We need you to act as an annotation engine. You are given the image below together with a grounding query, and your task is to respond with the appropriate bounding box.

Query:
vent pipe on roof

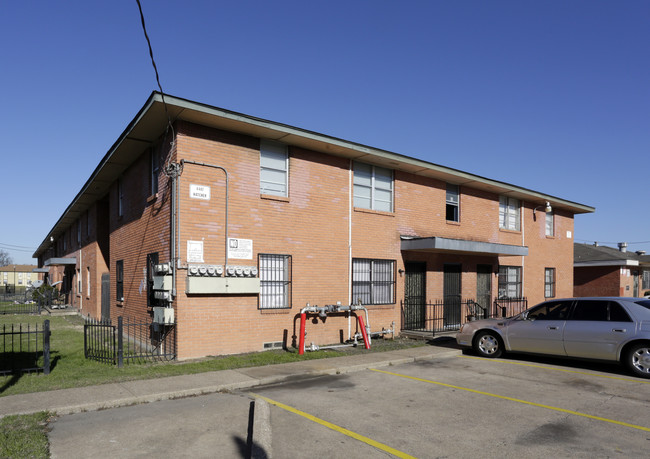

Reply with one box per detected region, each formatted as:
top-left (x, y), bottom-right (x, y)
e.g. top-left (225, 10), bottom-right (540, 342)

top-left (594, 241), bottom-right (599, 246)
top-left (618, 242), bottom-right (627, 252)
top-left (636, 250), bottom-right (646, 256)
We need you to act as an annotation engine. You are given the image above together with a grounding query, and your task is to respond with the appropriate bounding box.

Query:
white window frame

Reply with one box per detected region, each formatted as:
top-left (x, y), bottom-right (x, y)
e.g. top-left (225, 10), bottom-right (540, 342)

top-left (260, 140), bottom-right (288, 197)
top-left (353, 162), bottom-right (394, 212)
top-left (499, 196), bottom-right (520, 231)
top-left (545, 211), bottom-right (554, 237)
top-left (446, 184), bottom-right (459, 222)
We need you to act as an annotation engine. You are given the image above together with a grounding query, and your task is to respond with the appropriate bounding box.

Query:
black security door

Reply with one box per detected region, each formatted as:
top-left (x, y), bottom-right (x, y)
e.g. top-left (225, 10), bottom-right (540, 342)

top-left (477, 264), bottom-right (492, 319)
top-left (443, 264), bottom-right (462, 328)
top-left (404, 262), bottom-right (426, 329)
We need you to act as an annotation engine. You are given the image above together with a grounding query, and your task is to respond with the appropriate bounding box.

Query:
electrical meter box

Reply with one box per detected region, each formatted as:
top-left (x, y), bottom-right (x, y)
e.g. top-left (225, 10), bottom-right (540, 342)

top-left (153, 307), bottom-right (174, 324)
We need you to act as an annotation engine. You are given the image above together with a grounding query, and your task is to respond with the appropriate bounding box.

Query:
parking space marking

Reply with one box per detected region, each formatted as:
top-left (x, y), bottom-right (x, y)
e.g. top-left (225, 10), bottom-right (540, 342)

top-left (371, 369), bottom-right (650, 433)
top-left (460, 355), bottom-right (650, 384)
top-left (250, 393), bottom-right (416, 459)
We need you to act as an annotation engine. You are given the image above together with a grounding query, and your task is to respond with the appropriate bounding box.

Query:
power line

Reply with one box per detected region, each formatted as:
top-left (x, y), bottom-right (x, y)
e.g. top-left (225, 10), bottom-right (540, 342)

top-left (0, 242), bottom-right (36, 250)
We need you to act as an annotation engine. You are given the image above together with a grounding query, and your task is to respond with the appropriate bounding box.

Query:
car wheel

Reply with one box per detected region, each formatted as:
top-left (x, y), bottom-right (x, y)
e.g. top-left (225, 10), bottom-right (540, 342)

top-left (626, 343), bottom-right (650, 378)
top-left (473, 331), bottom-right (503, 358)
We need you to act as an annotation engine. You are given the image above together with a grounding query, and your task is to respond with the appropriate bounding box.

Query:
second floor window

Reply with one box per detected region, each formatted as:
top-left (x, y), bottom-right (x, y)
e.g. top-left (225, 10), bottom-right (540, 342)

top-left (260, 140), bottom-right (288, 197)
top-left (545, 211), bottom-right (554, 237)
top-left (446, 184), bottom-right (459, 222)
top-left (499, 196), bottom-right (520, 231)
top-left (353, 162), bottom-right (393, 212)
top-left (151, 149), bottom-right (160, 195)
top-left (118, 177), bottom-right (124, 217)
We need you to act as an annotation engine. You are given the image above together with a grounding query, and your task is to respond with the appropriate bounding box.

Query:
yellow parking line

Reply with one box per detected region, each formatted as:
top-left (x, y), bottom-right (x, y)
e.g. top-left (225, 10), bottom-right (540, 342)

top-left (371, 369), bottom-right (650, 432)
top-left (460, 355), bottom-right (650, 384)
top-left (250, 393), bottom-right (416, 459)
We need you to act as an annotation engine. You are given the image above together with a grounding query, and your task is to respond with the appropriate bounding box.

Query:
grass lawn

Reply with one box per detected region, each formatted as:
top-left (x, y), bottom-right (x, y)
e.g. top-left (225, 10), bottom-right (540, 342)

top-left (1, 313), bottom-right (424, 398)
top-left (0, 411), bottom-right (52, 458)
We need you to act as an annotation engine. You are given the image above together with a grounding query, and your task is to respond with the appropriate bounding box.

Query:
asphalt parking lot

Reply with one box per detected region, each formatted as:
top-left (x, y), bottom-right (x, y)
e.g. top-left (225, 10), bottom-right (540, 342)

top-left (49, 351), bottom-right (650, 458)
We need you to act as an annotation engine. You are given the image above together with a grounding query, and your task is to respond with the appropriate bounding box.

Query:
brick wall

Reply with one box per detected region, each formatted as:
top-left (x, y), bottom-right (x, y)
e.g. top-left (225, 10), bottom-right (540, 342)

top-left (53, 119), bottom-right (579, 360)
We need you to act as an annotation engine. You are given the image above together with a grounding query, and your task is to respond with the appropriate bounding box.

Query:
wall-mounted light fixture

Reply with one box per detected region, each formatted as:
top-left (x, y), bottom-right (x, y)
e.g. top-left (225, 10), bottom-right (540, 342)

top-left (398, 269), bottom-right (405, 276)
top-left (533, 201), bottom-right (552, 220)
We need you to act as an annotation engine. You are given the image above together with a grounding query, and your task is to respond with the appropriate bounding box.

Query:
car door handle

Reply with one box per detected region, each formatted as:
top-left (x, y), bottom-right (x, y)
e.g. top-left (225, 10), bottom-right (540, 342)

top-left (548, 326), bottom-right (558, 330)
top-left (612, 329), bottom-right (626, 333)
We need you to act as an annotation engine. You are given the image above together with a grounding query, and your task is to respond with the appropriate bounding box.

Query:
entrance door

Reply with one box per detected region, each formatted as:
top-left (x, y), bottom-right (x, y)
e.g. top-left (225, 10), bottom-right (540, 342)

top-left (101, 273), bottom-right (110, 321)
top-left (404, 262), bottom-right (426, 329)
top-left (443, 264), bottom-right (462, 328)
top-left (477, 265), bottom-right (492, 319)
top-left (633, 271), bottom-right (639, 297)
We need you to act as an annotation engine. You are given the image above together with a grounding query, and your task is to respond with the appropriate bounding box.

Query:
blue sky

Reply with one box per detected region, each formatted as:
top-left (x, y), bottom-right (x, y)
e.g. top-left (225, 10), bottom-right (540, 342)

top-left (1, 1), bottom-right (648, 264)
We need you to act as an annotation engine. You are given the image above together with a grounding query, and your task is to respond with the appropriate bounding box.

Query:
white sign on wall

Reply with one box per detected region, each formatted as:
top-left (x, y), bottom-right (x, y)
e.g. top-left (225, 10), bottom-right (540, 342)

top-left (187, 240), bottom-right (204, 263)
top-left (190, 184), bottom-right (211, 200)
top-left (228, 238), bottom-right (253, 260)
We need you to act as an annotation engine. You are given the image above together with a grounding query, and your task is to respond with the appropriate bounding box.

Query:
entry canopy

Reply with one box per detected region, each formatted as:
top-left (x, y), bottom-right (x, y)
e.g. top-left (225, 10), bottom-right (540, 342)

top-left (401, 236), bottom-right (528, 257)
top-left (44, 258), bottom-right (77, 266)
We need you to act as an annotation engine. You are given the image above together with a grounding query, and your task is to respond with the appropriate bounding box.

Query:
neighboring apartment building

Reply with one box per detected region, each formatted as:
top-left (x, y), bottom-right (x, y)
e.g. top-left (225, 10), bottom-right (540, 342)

top-left (0, 264), bottom-right (39, 292)
top-left (574, 243), bottom-right (650, 297)
top-left (33, 92), bottom-right (594, 360)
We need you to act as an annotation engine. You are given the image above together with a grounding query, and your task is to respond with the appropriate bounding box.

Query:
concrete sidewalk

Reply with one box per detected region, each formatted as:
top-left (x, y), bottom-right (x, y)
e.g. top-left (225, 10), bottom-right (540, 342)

top-left (0, 344), bottom-right (459, 418)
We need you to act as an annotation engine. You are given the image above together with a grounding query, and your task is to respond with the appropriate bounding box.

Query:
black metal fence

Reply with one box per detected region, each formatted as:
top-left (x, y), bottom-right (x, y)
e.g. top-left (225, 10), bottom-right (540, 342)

top-left (84, 316), bottom-right (176, 367)
top-left (401, 297), bottom-right (528, 335)
top-left (0, 320), bottom-right (51, 375)
top-left (0, 291), bottom-right (41, 315)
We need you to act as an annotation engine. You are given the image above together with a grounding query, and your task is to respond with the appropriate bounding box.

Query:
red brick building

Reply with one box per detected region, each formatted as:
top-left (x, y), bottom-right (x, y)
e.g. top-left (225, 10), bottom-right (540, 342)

top-left (574, 243), bottom-right (650, 297)
top-left (34, 92), bottom-right (594, 360)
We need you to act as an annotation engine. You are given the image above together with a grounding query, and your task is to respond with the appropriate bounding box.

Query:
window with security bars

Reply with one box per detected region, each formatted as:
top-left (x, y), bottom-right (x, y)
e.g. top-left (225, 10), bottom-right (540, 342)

top-left (352, 259), bottom-right (395, 305)
top-left (498, 266), bottom-right (521, 298)
top-left (643, 270), bottom-right (650, 290)
top-left (259, 254), bottom-right (291, 309)
top-left (545, 268), bottom-right (556, 298)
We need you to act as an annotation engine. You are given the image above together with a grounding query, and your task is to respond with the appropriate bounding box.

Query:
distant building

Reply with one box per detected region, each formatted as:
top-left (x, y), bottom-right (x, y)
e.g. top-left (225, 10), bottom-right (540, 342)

top-left (33, 92), bottom-right (594, 360)
top-left (574, 243), bottom-right (650, 297)
top-left (0, 264), bottom-right (39, 293)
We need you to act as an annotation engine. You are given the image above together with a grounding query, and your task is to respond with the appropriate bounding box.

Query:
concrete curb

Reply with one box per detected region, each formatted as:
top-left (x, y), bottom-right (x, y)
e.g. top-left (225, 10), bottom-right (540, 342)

top-left (0, 348), bottom-right (460, 419)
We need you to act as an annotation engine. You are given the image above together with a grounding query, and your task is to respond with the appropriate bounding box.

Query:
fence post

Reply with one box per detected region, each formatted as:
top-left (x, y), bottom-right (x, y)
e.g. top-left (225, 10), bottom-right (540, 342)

top-left (117, 316), bottom-right (124, 368)
top-left (43, 319), bottom-right (50, 375)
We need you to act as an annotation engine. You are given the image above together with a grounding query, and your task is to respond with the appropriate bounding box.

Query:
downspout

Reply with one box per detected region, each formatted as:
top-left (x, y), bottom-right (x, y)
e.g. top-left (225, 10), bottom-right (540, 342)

top-left (348, 160), bottom-right (353, 340)
top-left (79, 249), bottom-right (82, 311)
top-left (521, 202), bottom-right (525, 297)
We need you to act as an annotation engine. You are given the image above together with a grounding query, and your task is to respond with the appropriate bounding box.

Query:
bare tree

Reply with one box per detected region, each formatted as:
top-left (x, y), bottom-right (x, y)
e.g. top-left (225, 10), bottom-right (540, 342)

top-left (0, 249), bottom-right (13, 267)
